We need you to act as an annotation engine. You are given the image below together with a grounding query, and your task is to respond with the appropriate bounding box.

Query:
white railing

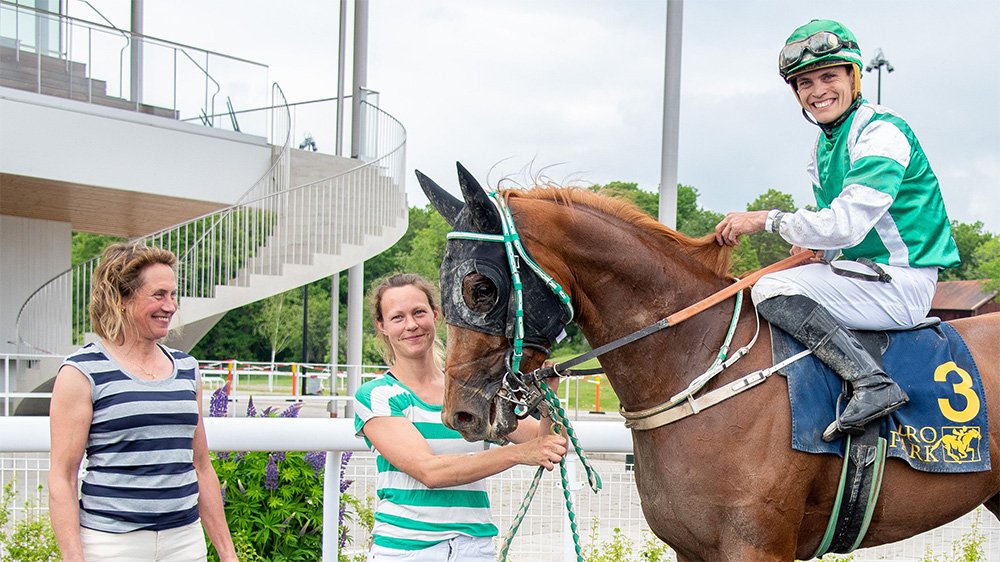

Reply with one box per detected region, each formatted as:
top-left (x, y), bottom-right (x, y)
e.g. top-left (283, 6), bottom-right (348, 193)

top-left (0, 1), bottom-right (269, 129)
top-left (1, 352), bottom-right (617, 419)
top-left (1, 418), bottom-right (996, 562)
top-left (13, 83), bottom-right (291, 355)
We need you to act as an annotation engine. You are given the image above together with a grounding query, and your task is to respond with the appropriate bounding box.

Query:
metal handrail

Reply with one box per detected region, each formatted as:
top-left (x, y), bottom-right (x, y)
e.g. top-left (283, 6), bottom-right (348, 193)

top-left (176, 46), bottom-right (221, 122)
top-left (75, 0), bottom-right (219, 115)
top-left (77, 0), bottom-right (129, 96)
top-left (15, 97), bottom-right (408, 355)
top-left (185, 94), bottom-right (355, 124)
top-left (0, 1), bottom-right (264, 126)
top-left (0, 1), bottom-right (265, 67)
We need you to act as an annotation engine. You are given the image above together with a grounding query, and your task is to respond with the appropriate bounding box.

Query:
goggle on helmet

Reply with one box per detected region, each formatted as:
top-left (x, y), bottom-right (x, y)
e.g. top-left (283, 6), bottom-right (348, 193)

top-left (779, 20), bottom-right (863, 100)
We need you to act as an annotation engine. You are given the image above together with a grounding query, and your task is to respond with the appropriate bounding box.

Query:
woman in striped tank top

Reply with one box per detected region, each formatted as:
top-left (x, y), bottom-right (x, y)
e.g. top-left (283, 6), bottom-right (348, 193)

top-left (48, 243), bottom-right (237, 562)
top-left (354, 273), bottom-right (567, 561)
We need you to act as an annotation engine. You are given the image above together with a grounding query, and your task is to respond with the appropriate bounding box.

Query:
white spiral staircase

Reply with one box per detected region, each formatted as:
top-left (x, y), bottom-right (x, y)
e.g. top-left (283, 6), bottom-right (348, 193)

top-left (13, 84), bottom-right (407, 400)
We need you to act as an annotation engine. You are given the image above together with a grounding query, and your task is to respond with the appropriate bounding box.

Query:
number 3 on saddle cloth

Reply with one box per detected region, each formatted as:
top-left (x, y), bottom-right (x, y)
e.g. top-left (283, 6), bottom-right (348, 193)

top-left (773, 321), bottom-right (991, 473)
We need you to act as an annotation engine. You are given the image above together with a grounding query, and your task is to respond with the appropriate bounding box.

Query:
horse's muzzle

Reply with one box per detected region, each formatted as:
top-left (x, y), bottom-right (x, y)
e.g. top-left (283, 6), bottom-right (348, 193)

top-left (443, 387), bottom-right (518, 442)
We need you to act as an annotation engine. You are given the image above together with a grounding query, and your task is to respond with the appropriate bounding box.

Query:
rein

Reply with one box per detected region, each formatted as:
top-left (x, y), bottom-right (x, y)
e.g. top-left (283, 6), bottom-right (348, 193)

top-left (537, 249), bottom-right (818, 381)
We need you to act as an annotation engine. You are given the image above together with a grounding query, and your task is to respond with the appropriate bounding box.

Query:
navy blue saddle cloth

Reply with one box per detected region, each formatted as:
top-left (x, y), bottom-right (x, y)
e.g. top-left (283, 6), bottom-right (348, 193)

top-left (773, 321), bottom-right (991, 473)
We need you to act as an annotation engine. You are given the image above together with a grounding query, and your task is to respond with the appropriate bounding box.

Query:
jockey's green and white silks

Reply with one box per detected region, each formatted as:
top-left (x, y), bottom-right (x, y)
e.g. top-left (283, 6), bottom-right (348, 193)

top-left (775, 101), bottom-right (960, 270)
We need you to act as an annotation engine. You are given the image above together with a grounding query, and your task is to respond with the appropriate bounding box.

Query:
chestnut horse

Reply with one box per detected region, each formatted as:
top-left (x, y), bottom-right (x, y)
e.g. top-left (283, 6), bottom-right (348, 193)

top-left (416, 165), bottom-right (1000, 561)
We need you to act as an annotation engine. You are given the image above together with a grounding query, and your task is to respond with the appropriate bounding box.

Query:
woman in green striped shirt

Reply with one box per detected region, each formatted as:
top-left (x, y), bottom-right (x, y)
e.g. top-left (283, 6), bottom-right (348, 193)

top-left (354, 273), bottom-right (567, 561)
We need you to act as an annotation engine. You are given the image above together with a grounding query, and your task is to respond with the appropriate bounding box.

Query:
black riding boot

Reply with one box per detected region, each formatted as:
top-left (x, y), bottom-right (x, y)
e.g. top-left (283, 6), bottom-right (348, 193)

top-left (757, 294), bottom-right (908, 442)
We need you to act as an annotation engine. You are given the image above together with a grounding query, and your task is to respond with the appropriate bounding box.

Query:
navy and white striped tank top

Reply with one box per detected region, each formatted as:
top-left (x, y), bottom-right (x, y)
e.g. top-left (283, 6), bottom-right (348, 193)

top-left (62, 341), bottom-right (201, 533)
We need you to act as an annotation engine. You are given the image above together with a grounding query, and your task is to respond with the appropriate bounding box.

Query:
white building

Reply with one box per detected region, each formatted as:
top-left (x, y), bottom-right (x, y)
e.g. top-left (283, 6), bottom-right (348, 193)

top-left (0, 0), bottom-right (406, 413)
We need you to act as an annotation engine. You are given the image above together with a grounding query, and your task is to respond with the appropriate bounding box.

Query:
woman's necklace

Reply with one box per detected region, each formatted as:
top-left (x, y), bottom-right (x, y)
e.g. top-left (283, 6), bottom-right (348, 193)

top-left (122, 345), bottom-right (161, 380)
top-left (134, 360), bottom-right (158, 379)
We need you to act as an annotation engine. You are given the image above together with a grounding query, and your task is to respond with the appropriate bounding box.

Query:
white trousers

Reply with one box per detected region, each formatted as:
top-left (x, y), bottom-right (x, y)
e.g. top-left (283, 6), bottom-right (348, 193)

top-left (367, 535), bottom-right (496, 562)
top-left (751, 262), bottom-right (938, 331)
top-left (79, 519), bottom-right (207, 562)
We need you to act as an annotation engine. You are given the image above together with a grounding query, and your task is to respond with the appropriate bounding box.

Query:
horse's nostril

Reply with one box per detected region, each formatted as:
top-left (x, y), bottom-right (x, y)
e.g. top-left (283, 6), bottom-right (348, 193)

top-left (455, 411), bottom-right (475, 426)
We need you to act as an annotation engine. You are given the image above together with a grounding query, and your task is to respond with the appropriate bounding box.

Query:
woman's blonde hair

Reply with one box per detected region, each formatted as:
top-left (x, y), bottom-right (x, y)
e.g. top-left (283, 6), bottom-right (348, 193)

top-left (89, 243), bottom-right (177, 345)
top-left (369, 273), bottom-right (443, 365)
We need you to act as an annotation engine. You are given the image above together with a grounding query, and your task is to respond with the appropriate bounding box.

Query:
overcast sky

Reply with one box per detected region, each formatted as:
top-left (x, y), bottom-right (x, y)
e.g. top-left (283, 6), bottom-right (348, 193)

top-left (85, 0), bottom-right (1000, 232)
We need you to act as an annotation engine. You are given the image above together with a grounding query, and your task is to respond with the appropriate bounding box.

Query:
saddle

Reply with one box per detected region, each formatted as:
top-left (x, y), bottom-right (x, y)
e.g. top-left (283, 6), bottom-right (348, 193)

top-left (772, 319), bottom-right (991, 557)
top-left (772, 319), bottom-right (990, 473)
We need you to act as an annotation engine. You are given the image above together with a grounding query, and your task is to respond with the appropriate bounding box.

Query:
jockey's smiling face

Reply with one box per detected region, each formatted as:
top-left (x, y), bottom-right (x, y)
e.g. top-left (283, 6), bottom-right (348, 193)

top-left (793, 65), bottom-right (854, 124)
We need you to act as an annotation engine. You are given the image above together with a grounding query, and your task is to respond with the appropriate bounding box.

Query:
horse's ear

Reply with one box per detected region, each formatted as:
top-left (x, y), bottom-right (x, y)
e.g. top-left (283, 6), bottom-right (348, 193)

top-left (456, 162), bottom-right (501, 233)
top-left (415, 170), bottom-right (462, 227)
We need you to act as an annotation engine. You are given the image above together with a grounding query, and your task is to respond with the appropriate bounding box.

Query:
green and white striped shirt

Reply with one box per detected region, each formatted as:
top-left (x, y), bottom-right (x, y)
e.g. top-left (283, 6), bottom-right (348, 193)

top-left (354, 373), bottom-right (498, 551)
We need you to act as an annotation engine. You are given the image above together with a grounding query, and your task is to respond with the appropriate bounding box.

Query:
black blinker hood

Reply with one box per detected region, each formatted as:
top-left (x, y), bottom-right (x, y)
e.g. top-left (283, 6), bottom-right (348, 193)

top-left (440, 221), bottom-right (570, 348)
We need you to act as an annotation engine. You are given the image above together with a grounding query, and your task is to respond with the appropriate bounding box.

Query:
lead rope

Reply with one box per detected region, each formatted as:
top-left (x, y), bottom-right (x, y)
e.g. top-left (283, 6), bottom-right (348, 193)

top-left (499, 384), bottom-right (602, 562)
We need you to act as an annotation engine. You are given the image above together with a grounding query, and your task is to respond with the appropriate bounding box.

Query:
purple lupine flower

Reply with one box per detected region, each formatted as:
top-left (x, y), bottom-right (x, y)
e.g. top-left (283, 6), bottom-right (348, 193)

top-left (261, 406), bottom-right (276, 417)
top-left (274, 451), bottom-right (286, 462)
top-left (216, 451), bottom-right (230, 461)
top-left (279, 402), bottom-right (304, 418)
top-left (339, 508), bottom-right (349, 548)
top-left (265, 454), bottom-right (280, 490)
top-left (338, 451), bottom-right (355, 549)
top-left (246, 396), bottom-right (257, 418)
top-left (220, 482), bottom-right (227, 505)
top-left (209, 384), bottom-right (230, 418)
top-left (339, 452), bottom-right (354, 494)
top-left (304, 451), bottom-right (326, 475)
top-left (233, 451), bottom-right (246, 463)
top-left (339, 451), bottom-right (353, 476)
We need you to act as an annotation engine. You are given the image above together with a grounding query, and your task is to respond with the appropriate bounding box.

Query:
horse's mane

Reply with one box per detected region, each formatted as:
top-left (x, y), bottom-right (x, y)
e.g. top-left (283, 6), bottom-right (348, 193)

top-left (501, 187), bottom-right (734, 278)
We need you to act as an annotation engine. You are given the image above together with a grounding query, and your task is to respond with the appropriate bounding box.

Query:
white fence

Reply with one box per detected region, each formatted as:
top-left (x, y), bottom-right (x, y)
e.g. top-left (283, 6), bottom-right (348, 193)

top-left (2, 417), bottom-right (997, 561)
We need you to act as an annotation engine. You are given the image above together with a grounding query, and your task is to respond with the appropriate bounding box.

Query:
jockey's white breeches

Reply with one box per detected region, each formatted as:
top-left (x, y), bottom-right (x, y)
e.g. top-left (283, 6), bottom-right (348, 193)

top-left (751, 262), bottom-right (939, 331)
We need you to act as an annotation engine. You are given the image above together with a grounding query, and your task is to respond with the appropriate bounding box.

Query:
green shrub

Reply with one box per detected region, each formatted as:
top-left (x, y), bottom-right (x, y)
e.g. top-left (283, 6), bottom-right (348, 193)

top-left (0, 483), bottom-right (60, 562)
top-left (918, 508), bottom-right (986, 562)
top-left (581, 518), bottom-right (673, 562)
top-left (207, 386), bottom-right (370, 561)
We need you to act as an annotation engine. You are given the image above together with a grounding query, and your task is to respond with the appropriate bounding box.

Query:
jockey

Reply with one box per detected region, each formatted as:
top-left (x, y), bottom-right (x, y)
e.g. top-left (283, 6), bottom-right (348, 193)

top-left (714, 19), bottom-right (960, 442)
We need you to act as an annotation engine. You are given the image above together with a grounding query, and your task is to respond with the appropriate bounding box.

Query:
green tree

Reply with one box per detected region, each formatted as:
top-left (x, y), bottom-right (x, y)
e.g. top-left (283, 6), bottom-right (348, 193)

top-left (190, 301), bottom-right (269, 361)
top-left (941, 220), bottom-right (994, 281)
top-left (676, 184), bottom-right (724, 238)
top-left (745, 189), bottom-right (797, 266)
top-left (400, 210), bottom-right (452, 283)
top-left (729, 239), bottom-right (762, 277)
top-left (301, 283), bottom-right (333, 364)
top-left (972, 238), bottom-right (1000, 295)
top-left (255, 292), bottom-right (301, 367)
top-left (71, 232), bottom-right (124, 266)
top-left (587, 181), bottom-right (725, 238)
top-left (590, 181), bottom-right (658, 217)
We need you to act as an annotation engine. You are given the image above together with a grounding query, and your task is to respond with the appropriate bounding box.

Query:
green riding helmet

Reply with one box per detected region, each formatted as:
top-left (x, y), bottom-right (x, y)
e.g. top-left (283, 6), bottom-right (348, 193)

top-left (779, 19), bottom-right (862, 99)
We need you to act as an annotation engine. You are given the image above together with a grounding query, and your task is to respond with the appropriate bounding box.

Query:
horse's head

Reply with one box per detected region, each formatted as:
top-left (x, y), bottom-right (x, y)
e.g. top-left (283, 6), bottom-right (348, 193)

top-left (415, 163), bottom-right (572, 442)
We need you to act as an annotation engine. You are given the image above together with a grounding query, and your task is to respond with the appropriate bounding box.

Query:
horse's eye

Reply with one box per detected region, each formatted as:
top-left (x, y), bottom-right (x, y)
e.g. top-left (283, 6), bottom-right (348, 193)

top-left (462, 273), bottom-right (498, 313)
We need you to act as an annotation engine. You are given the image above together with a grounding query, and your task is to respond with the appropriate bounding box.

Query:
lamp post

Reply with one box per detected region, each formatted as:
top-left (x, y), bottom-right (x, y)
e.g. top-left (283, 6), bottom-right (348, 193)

top-left (865, 48), bottom-right (894, 104)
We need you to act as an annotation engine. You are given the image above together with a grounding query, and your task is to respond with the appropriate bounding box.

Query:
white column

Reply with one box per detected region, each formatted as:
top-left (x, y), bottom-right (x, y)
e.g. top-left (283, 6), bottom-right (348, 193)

top-left (345, 264), bottom-right (363, 417)
top-left (130, 0), bottom-right (143, 106)
top-left (321, 451), bottom-right (343, 562)
top-left (659, 0), bottom-right (683, 229)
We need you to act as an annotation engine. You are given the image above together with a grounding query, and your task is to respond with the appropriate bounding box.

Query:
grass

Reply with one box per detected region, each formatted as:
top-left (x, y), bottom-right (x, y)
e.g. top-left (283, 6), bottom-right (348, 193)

top-left (548, 354), bottom-right (621, 414)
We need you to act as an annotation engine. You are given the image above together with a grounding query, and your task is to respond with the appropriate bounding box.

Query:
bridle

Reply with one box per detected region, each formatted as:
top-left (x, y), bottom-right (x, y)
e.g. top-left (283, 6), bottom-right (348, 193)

top-left (446, 191), bottom-right (574, 417)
